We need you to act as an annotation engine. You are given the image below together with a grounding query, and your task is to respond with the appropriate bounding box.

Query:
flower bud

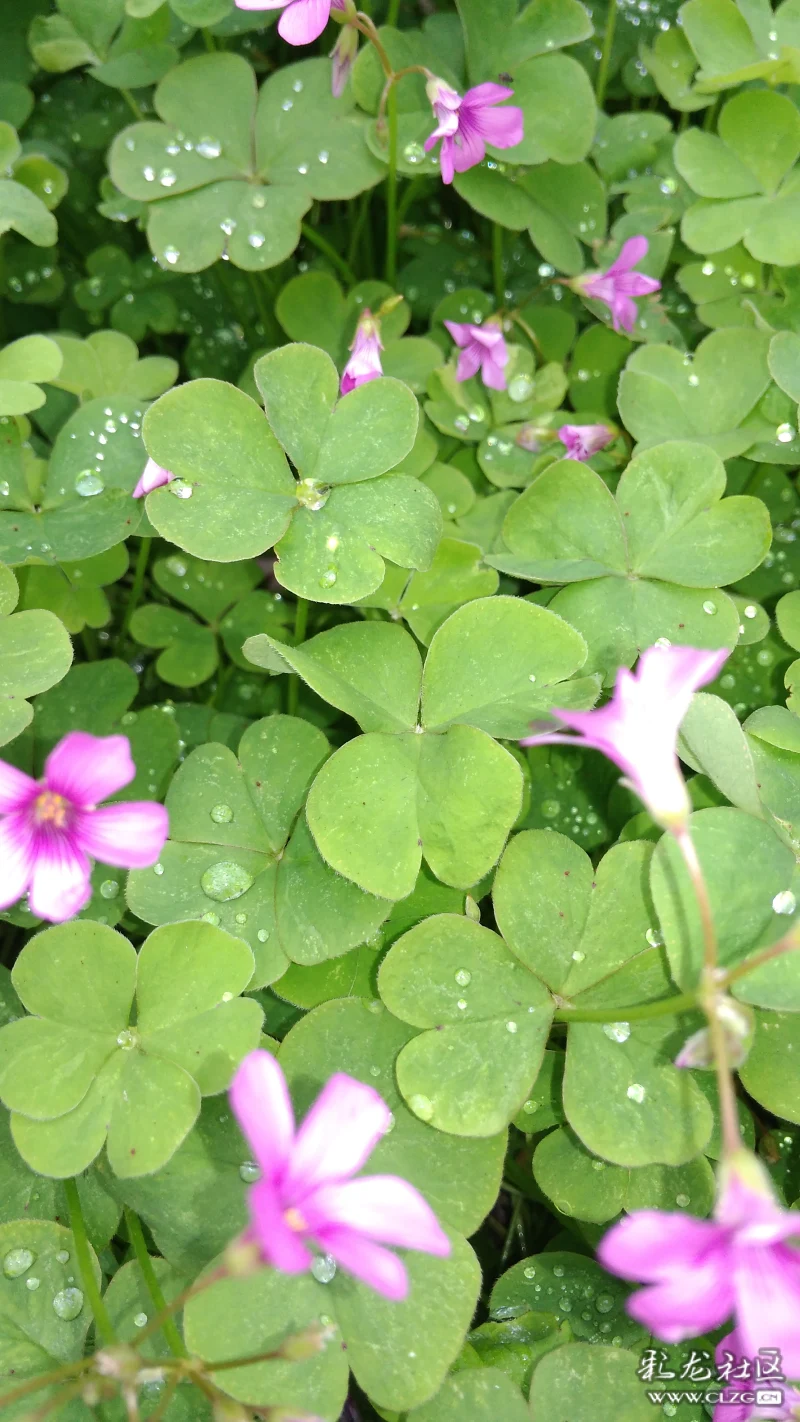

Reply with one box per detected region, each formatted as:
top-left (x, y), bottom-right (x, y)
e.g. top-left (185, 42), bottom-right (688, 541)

top-left (674, 998), bottom-right (754, 1070)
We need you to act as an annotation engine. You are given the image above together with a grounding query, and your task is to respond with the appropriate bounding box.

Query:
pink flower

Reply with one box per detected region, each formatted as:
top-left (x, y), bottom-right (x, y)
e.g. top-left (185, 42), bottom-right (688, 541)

top-left (229, 1049), bottom-right (451, 1299)
top-left (714, 1332), bottom-right (800, 1420)
top-left (573, 236), bottom-right (661, 334)
top-left (598, 1154), bottom-right (800, 1377)
top-left (341, 308), bottom-right (383, 394)
top-left (0, 733), bottom-right (168, 923)
top-left (444, 317), bottom-right (509, 391)
top-left (234, 0), bottom-right (342, 45)
top-left (557, 423), bottom-right (614, 462)
top-left (424, 77), bottom-right (524, 185)
top-left (521, 643), bottom-right (729, 831)
top-left (133, 458), bottom-right (173, 499)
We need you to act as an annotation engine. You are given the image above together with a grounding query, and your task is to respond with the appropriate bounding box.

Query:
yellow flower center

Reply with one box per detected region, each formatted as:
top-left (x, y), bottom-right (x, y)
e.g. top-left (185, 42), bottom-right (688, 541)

top-left (33, 792), bottom-right (69, 828)
top-left (284, 1207), bottom-right (308, 1233)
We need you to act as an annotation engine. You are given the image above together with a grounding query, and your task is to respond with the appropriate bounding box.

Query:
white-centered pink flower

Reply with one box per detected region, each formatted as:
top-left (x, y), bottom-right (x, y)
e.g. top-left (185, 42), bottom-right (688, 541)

top-left (557, 423), bottom-right (614, 462)
top-left (521, 643), bottom-right (729, 831)
top-left (133, 458), bottom-right (173, 499)
top-left (424, 77), bottom-right (524, 185)
top-left (572, 236), bottom-right (661, 334)
top-left (599, 1154), bottom-right (800, 1379)
top-left (234, 0), bottom-right (343, 45)
top-left (444, 316), bottom-right (509, 391)
top-left (0, 733), bottom-right (168, 923)
top-left (229, 1049), bottom-right (451, 1300)
top-left (341, 308), bottom-right (383, 394)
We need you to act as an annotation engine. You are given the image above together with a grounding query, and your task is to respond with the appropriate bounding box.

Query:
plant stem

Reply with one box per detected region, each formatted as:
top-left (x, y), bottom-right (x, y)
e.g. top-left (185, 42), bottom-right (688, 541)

top-left (385, 84), bottom-right (399, 284)
top-left (247, 270), bottom-right (272, 338)
top-left (0, 1360), bottom-right (92, 1411)
top-left (121, 89), bottom-right (144, 122)
top-left (722, 925), bottom-right (800, 989)
top-left (133, 1266), bottom-right (228, 1351)
top-left (675, 828), bottom-right (741, 1157)
top-left (595, 0), bottom-right (617, 107)
top-left (124, 1209), bottom-right (187, 1359)
top-left (492, 223), bottom-right (505, 309)
top-left (287, 597), bottom-right (309, 717)
top-left (64, 1178), bottom-right (117, 1348)
top-left (81, 627), bottom-right (99, 661)
top-left (117, 536), bottom-right (151, 653)
top-left (554, 989), bottom-right (697, 1025)
top-left (386, 0), bottom-right (401, 24)
top-left (300, 222), bottom-right (357, 285)
top-left (202, 28), bottom-right (217, 51)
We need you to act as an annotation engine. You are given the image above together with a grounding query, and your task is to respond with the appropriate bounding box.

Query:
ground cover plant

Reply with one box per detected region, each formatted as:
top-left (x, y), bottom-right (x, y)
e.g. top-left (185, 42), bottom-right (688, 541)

top-left (1, 0), bottom-right (800, 1419)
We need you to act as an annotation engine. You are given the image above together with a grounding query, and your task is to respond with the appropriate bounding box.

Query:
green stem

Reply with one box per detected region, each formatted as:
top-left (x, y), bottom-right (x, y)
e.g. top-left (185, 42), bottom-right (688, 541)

top-left (80, 627), bottom-right (99, 662)
top-left (385, 83), bottom-right (399, 285)
top-left (64, 1178), bottom-right (117, 1348)
top-left (348, 191), bottom-right (372, 271)
top-left (300, 222), bottom-right (357, 285)
top-left (595, 0), bottom-right (617, 107)
top-left (117, 537), bottom-right (151, 654)
top-left (134, 1266), bottom-right (227, 1351)
top-left (0, 1360), bottom-right (92, 1411)
top-left (554, 990), bottom-right (697, 1025)
top-left (395, 174), bottom-right (430, 229)
top-left (492, 223), bottom-right (505, 309)
top-left (202, 28), bottom-right (217, 51)
top-left (121, 89), bottom-right (144, 122)
top-left (675, 828), bottom-right (741, 1157)
top-left (247, 270), bottom-right (272, 338)
top-left (723, 927), bottom-right (800, 989)
top-left (125, 1209), bottom-right (187, 1359)
top-left (287, 598), bottom-right (309, 717)
top-left (386, 0), bottom-right (401, 24)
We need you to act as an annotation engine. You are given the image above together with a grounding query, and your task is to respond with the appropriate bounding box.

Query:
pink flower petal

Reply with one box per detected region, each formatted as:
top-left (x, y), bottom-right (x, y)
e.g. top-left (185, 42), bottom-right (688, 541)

top-left (73, 802), bottom-right (168, 870)
top-left (606, 235), bottom-right (649, 276)
top-left (461, 82), bottom-right (515, 108)
top-left (455, 344), bottom-right (483, 382)
top-left (287, 1072), bottom-right (391, 1198)
top-left (615, 272), bottom-right (661, 297)
top-left (625, 1265), bottom-right (734, 1342)
top-left (0, 760), bottom-right (36, 814)
top-left (481, 349), bottom-right (509, 391)
top-left (610, 292), bottom-right (639, 333)
top-left (303, 1176), bottom-right (451, 1255)
top-left (733, 1241), bottom-right (800, 1378)
top-left (0, 813), bottom-right (35, 910)
top-left (278, 0), bottom-right (331, 44)
top-left (248, 1177), bottom-right (313, 1273)
top-left (316, 1224), bottom-right (410, 1300)
top-left (133, 459), bottom-right (173, 499)
top-left (475, 105), bottom-right (524, 150)
top-left (235, 0), bottom-right (287, 8)
top-left (230, 1050), bottom-right (295, 1183)
top-left (438, 135), bottom-right (456, 185)
top-left (598, 1210), bottom-right (726, 1281)
top-left (27, 833), bottom-right (92, 922)
top-left (44, 733), bottom-right (136, 807)
top-left (451, 129), bottom-right (487, 174)
top-left (443, 320), bottom-right (471, 348)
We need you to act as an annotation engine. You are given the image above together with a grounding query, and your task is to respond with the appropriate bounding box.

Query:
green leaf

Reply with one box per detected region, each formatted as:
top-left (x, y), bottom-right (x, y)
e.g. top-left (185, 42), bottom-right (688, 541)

top-left (379, 915), bottom-right (553, 1135)
top-left (407, 1369), bottom-right (529, 1422)
top-left (421, 595), bottom-right (588, 738)
top-left (456, 0), bottom-right (593, 85)
top-left (740, 1010), bottom-right (800, 1124)
top-left (142, 378), bottom-right (296, 561)
top-left (0, 921), bottom-right (263, 1179)
top-left (0, 609), bottom-right (73, 747)
top-left (528, 1344), bottom-right (654, 1422)
top-left (533, 1127), bottom-right (628, 1223)
top-left (130, 603), bottom-right (218, 686)
top-left (678, 691), bottom-right (763, 820)
top-left (0, 1113), bottom-right (120, 1249)
top-left (651, 808), bottom-right (799, 1007)
top-left (0, 336), bottom-right (62, 416)
top-left (0, 179), bottom-right (57, 247)
top-left (490, 1252), bottom-right (646, 1348)
top-left (307, 727), bottom-right (522, 900)
top-left (0, 1218), bottom-right (101, 1418)
top-left (244, 622), bottom-right (422, 733)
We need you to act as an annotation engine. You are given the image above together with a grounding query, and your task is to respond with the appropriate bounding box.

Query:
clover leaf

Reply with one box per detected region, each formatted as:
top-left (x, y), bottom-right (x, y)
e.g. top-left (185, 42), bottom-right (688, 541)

top-left (489, 441), bottom-right (770, 680)
top-left (127, 714), bottom-right (391, 987)
top-left (246, 598), bottom-right (591, 900)
top-left (129, 551), bottom-right (264, 688)
top-left (141, 344), bottom-right (437, 601)
top-left (0, 919), bottom-right (263, 1178)
top-left (108, 54), bottom-right (384, 273)
top-left (0, 567), bottom-right (72, 746)
top-left (0, 336), bottom-right (62, 417)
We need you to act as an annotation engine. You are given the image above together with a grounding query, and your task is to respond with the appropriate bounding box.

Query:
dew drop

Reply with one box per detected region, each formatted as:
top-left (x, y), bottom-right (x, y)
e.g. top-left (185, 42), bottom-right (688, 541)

top-left (133, 1311), bottom-right (148, 1327)
top-left (53, 1288), bottom-right (83, 1321)
top-left (26, 1277), bottom-right (40, 1291)
top-left (645, 928), bottom-right (663, 947)
top-left (220, 217), bottom-right (237, 236)
top-left (257, 927), bottom-right (270, 942)
top-left (100, 880), bottom-right (119, 900)
top-left (508, 374), bottom-right (535, 403)
top-left (311, 1254), bottom-right (337, 1284)
top-left (675, 1193), bottom-right (690, 1207)
top-left (409, 1094), bottom-right (434, 1121)
top-left (773, 890), bottom-right (796, 915)
top-left (74, 470), bottom-right (104, 497)
top-left (0, 481), bottom-right (9, 497)
top-left (201, 911), bottom-right (220, 925)
top-left (523, 1265), bottom-right (536, 1279)
top-left (540, 799), bottom-right (560, 819)
top-left (403, 141), bottom-right (426, 164)
top-left (3, 1248), bottom-right (34, 1278)
top-left (162, 246), bottom-right (180, 266)
top-left (210, 803), bottom-right (234, 824)
top-left (56, 1250), bottom-right (70, 1265)
top-left (777, 423), bottom-right (795, 444)
top-left (552, 1265), bottom-right (564, 1277)
top-left (200, 861), bottom-right (255, 902)
top-left (319, 569), bottom-right (337, 588)
top-left (297, 163), bottom-right (309, 175)
top-left (239, 1160), bottom-right (261, 1183)
top-left (506, 1020), bottom-right (518, 1034)
top-left (603, 1021), bottom-right (631, 1044)
top-left (169, 479), bottom-right (193, 499)
top-left (626, 1083), bottom-right (646, 1103)
top-left (159, 169), bottom-right (177, 188)
top-left (571, 950), bottom-right (585, 963)
top-left (143, 166), bottom-right (155, 182)
top-left (702, 600), bottom-right (717, 615)
top-left (595, 1293), bottom-right (614, 1313)
top-left (318, 150), bottom-right (329, 164)
top-left (196, 137), bottom-right (221, 159)
top-left (455, 969), bottom-right (472, 987)
top-left (153, 862), bottom-right (164, 876)
top-left (116, 1028), bottom-right (138, 1050)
